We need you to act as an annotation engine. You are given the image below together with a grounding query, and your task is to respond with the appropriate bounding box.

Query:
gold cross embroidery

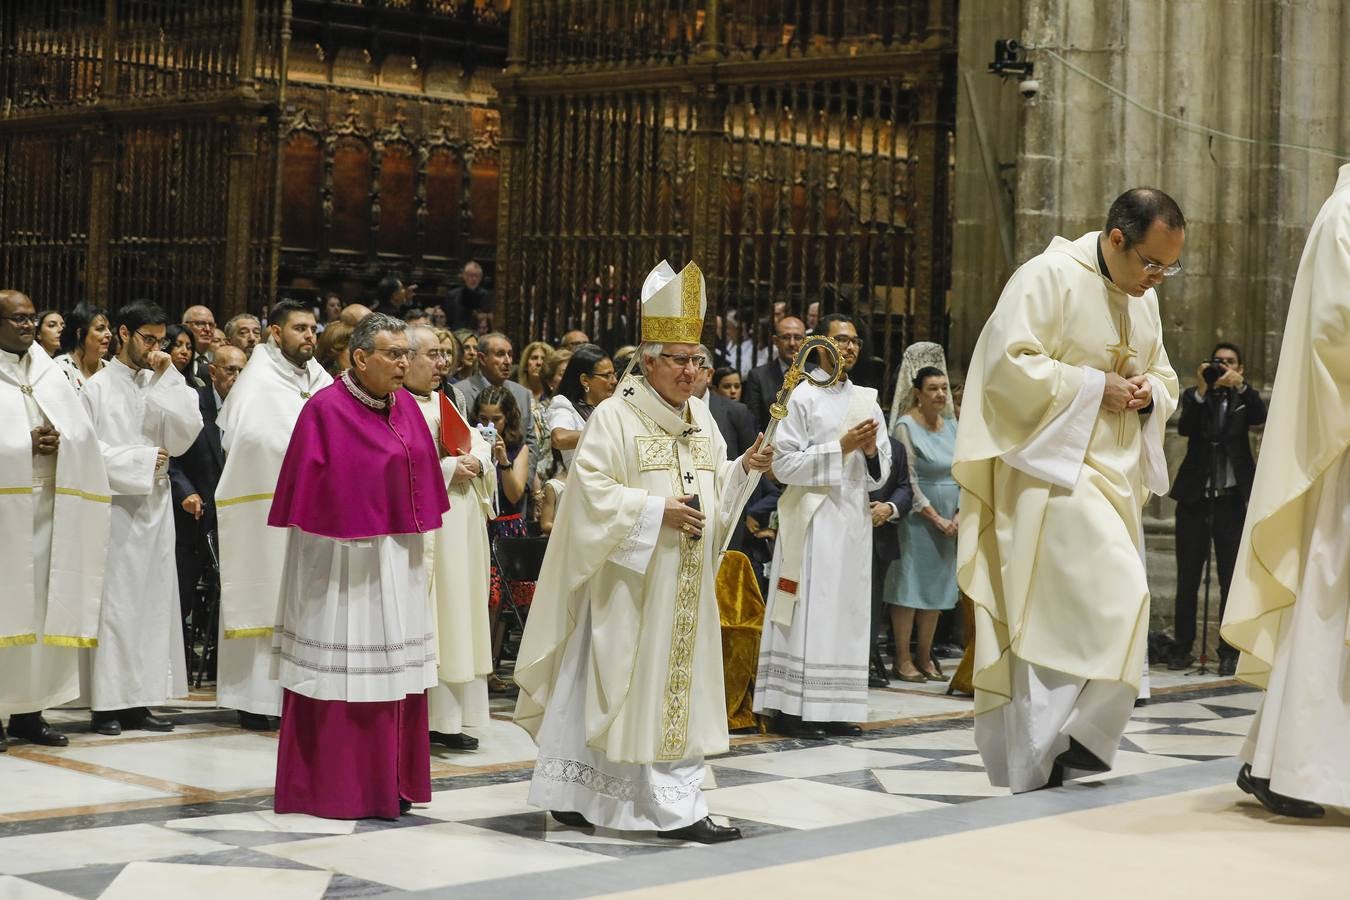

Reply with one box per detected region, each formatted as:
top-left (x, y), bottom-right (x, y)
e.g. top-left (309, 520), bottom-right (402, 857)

top-left (1106, 314), bottom-right (1137, 375)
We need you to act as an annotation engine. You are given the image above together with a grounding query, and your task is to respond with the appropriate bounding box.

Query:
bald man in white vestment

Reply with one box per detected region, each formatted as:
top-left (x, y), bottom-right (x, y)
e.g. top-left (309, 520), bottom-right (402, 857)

top-left (0, 291), bottom-right (110, 750)
top-left (1221, 164), bottom-right (1350, 819)
top-left (955, 188), bottom-right (1182, 792)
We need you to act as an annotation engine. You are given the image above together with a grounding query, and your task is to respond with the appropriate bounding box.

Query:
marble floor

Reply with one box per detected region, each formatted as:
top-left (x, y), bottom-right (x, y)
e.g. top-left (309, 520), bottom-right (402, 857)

top-left (0, 667), bottom-right (1299, 899)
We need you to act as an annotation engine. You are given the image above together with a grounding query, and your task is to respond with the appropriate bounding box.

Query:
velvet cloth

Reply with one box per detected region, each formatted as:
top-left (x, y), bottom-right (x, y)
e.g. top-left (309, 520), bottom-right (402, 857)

top-left (949, 595), bottom-right (976, 696)
top-left (268, 381), bottom-right (449, 540)
top-left (274, 688), bottom-right (431, 820)
top-left (717, 550), bottom-right (765, 731)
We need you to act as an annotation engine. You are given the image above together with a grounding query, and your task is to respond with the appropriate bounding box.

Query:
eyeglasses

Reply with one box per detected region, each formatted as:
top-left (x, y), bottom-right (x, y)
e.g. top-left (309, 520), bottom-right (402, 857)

top-left (586, 369), bottom-right (618, 381)
top-left (659, 353), bottom-right (707, 370)
top-left (1133, 247), bottom-right (1183, 277)
top-left (831, 336), bottom-right (865, 349)
top-left (134, 330), bottom-right (170, 350)
top-left (0, 314), bottom-right (39, 326)
top-left (776, 333), bottom-right (805, 343)
top-left (371, 348), bottom-right (414, 362)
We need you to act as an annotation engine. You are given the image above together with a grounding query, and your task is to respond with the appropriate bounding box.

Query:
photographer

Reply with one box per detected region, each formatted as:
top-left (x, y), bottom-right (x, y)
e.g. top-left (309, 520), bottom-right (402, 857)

top-left (1168, 342), bottom-right (1266, 675)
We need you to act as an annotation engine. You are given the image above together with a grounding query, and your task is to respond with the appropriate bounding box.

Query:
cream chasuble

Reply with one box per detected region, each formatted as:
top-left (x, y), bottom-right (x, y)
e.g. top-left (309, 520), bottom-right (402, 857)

top-left (954, 232), bottom-right (1178, 788)
top-left (1223, 164), bottom-right (1350, 807)
top-left (413, 391), bottom-right (495, 732)
top-left (755, 379), bottom-right (890, 723)
top-left (82, 360), bottom-right (203, 711)
top-left (0, 345), bottom-right (110, 715)
top-left (214, 344), bottom-right (331, 716)
top-left (515, 377), bottom-right (749, 762)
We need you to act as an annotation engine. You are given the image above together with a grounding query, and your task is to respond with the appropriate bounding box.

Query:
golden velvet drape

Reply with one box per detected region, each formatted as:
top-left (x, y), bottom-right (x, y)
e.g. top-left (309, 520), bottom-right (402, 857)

top-left (717, 550), bottom-right (765, 731)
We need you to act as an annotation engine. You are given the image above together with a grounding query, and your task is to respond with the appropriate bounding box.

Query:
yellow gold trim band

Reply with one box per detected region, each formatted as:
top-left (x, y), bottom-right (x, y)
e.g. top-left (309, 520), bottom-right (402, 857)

top-left (217, 493), bottom-right (275, 508)
top-left (0, 633), bottom-right (38, 648)
top-left (224, 626), bottom-right (274, 639)
top-left (43, 634), bottom-right (98, 648)
top-left (55, 487), bottom-right (112, 503)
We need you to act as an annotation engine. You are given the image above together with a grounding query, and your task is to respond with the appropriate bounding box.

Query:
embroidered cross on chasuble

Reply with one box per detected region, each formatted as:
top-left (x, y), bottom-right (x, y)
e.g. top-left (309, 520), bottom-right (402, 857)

top-left (1106, 311), bottom-right (1139, 445)
top-left (620, 374), bottom-right (718, 760)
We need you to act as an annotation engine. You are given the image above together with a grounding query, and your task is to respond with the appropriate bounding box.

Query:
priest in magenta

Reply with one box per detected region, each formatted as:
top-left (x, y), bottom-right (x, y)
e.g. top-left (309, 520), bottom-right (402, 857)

top-left (267, 312), bottom-right (450, 819)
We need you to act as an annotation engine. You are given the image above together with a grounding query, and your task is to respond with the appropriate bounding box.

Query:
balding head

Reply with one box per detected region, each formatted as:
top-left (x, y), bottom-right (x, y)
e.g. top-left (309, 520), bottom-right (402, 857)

top-left (340, 303), bottom-right (372, 327)
top-left (403, 324), bottom-right (444, 396)
top-left (208, 344), bottom-right (247, 398)
top-left (182, 305), bottom-right (217, 352)
top-left (0, 289), bottom-right (36, 354)
top-left (773, 316), bottom-right (806, 363)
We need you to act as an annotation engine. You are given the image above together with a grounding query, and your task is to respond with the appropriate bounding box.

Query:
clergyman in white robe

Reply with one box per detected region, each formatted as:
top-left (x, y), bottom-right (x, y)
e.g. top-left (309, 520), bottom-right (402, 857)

top-left (1222, 163), bottom-right (1350, 815)
top-left (215, 342), bottom-right (331, 719)
top-left (954, 220), bottom-right (1180, 793)
top-left (82, 355), bottom-right (203, 722)
top-left (755, 377), bottom-right (889, 727)
top-left (0, 340), bottom-right (110, 737)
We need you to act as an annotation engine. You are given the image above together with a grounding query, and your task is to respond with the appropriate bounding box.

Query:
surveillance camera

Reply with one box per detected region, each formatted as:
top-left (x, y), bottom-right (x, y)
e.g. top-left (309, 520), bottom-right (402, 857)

top-left (1019, 78), bottom-right (1040, 100)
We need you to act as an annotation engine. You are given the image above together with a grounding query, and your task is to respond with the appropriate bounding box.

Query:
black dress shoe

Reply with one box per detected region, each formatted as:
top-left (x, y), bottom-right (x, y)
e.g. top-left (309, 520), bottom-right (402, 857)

top-left (1218, 655), bottom-right (1238, 677)
top-left (772, 714), bottom-right (827, 740)
top-left (123, 708), bottom-right (175, 732)
top-left (7, 713), bottom-right (69, 747)
top-left (550, 810), bottom-right (591, 828)
top-left (1166, 651), bottom-right (1195, 671)
top-left (430, 731), bottom-right (479, 750)
top-left (659, 816), bottom-right (741, 844)
top-left (1236, 764), bottom-right (1324, 818)
top-left (817, 721), bottom-right (863, 737)
top-left (1055, 737), bottom-right (1110, 773)
top-left (91, 712), bottom-right (122, 736)
top-left (237, 711), bottom-right (272, 731)
top-left (399, 798), bottom-right (413, 815)
top-left (868, 674), bottom-right (889, 688)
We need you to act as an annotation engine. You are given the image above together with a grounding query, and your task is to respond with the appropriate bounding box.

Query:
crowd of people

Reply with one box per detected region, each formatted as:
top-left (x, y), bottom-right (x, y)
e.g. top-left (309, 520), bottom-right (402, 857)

top-left (7, 178), bottom-right (1346, 829)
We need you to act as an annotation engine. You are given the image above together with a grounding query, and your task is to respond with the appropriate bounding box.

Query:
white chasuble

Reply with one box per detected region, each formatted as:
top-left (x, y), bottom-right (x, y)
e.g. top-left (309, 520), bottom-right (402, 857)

top-left (515, 376), bottom-right (748, 828)
top-left (0, 346), bottom-right (110, 715)
top-left (215, 345), bottom-right (331, 717)
top-left (755, 380), bottom-right (890, 723)
top-left (414, 391), bottom-right (495, 732)
top-left (82, 360), bottom-right (203, 711)
top-left (1223, 165), bottom-right (1350, 806)
top-left (954, 231), bottom-right (1178, 789)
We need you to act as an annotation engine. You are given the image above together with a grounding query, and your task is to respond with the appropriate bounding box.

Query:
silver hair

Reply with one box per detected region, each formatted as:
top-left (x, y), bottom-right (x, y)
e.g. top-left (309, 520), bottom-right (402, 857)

top-left (695, 344), bottom-right (713, 370)
top-left (405, 323), bottom-right (439, 352)
top-left (637, 342), bottom-right (664, 373)
top-left (223, 313), bottom-right (260, 338)
top-left (349, 312), bottom-right (407, 355)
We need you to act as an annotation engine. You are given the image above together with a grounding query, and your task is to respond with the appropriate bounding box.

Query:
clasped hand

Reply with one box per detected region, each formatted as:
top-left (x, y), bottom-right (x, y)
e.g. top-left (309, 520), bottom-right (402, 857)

top-left (1101, 373), bottom-right (1152, 413)
top-left (663, 494), bottom-right (705, 538)
top-left (840, 419), bottom-right (879, 456)
top-left (30, 424), bottom-right (59, 456)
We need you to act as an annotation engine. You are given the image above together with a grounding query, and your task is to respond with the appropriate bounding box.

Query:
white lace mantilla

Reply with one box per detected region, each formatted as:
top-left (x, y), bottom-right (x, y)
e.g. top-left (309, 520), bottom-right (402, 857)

top-left (534, 756), bottom-right (704, 804)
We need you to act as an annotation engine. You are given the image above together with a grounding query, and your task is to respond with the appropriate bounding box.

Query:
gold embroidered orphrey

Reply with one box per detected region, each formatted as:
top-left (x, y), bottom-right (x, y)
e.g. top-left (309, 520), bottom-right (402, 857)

top-left (1106, 312), bottom-right (1139, 445)
top-left (650, 420), bottom-right (705, 762)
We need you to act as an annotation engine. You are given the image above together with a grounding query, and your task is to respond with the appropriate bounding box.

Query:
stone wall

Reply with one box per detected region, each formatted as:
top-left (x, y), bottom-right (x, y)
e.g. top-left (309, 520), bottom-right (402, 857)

top-left (950, 0), bottom-right (1349, 632)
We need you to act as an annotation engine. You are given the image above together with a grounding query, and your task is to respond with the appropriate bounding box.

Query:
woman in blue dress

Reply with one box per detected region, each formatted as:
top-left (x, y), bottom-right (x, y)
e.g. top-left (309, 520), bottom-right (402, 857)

top-left (886, 366), bottom-right (959, 682)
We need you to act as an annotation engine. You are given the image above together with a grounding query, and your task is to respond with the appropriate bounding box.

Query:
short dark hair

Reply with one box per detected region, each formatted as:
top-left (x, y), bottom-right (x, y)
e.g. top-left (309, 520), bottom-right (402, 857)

top-left (1212, 341), bottom-right (1243, 365)
top-left (375, 276), bottom-right (403, 306)
top-left (819, 312), bottom-right (856, 334)
top-left (912, 365), bottom-right (946, 390)
top-left (555, 343), bottom-right (610, 412)
top-left (114, 300), bottom-right (167, 335)
top-left (269, 298), bottom-right (314, 329)
top-left (712, 366), bottom-right (740, 389)
top-left (1104, 187), bottom-right (1186, 248)
top-left (60, 303), bottom-right (108, 354)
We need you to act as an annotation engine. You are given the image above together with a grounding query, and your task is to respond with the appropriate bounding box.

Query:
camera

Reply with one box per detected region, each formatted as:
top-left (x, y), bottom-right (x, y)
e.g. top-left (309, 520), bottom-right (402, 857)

top-left (1202, 358), bottom-right (1229, 386)
top-left (1019, 78), bottom-right (1040, 100)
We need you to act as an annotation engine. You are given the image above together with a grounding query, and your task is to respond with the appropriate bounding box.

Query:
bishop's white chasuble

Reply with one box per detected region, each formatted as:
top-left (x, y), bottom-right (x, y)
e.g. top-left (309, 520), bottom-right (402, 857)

top-left (954, 231), bottom-right (1178, 791)
top-left (514, 377), bottom-right (749, 829)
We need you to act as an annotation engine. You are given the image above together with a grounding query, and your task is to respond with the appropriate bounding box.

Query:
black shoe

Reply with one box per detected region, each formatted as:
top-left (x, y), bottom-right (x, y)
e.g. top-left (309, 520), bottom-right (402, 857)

top-left (550, 810), bottom-right (592, 828)
top-left (123, 708), bottom-right (175, 732)
top-left (932, 643), bottom-right (964, 660)
top-left (658, 816), bottom-right (741, 844)
top-left (817, 721), bottom-right (863, 737)
top-left (1055, 737), bottom-right (1110, 773)
top-left (868, 674), bottom-right (889, 688)
top-left (1167, 650), bottom-right (1195, 671)
top-left (772, 714), bottom-right (827, 740)
top-left (430, 731), bottom-right (479, 751)
top-left (1218, 655), bottom-right (1238, 677)
top-left (399, 798), bottom-right (413, 815)
top-left (1236, 764), bottom-right (1324, 818)
top-left (91, 712), bottom-right (122, 736)
top-left (7, 713), bottom-right (69, 747)
top-left (237, 711), bottom-right (272, 731)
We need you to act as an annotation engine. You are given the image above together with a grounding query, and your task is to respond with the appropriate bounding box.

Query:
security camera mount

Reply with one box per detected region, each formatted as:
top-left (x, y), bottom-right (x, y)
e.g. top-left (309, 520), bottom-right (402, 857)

top-left (987, 38), bottom-right (1034, 80)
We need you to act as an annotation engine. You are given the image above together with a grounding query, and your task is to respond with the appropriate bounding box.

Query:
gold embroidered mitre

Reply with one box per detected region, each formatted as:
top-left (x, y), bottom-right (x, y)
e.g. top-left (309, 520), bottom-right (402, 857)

top-left (639, 259), bottom-right (706, 345)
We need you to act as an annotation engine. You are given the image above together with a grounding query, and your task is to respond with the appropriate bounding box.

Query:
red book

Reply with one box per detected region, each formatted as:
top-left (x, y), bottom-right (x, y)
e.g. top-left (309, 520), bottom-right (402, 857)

top-left (439, 390), bottom-right (473, 456)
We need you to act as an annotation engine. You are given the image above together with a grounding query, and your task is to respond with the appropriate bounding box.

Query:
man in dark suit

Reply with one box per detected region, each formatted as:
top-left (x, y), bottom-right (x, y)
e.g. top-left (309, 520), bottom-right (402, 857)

top-left (869, 435), bottom-right (912, 685)
top-left (1168, 341), bottom-right (1267, 675)
top-left (742, 315), bottom-right (806, 431)
top-left (169, 344), bottom-right (243, 669)
top-left (697, 348), bottom-right (757, 459)
top-left (442, 260), bottom-right (492, 331)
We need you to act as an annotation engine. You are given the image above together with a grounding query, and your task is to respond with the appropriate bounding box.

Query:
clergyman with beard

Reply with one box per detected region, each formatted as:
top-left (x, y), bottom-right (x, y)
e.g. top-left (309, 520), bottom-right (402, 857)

top-left (214, 299), bottom-right (332, 731)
